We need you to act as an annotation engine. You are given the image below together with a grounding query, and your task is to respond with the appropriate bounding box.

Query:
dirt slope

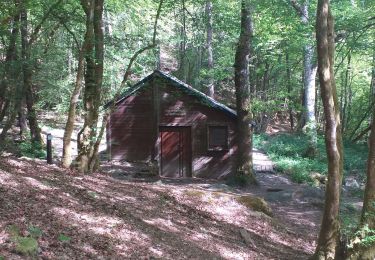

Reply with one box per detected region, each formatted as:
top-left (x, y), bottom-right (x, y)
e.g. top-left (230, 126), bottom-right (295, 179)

top-left (0, 156), bottom-right (317, 259)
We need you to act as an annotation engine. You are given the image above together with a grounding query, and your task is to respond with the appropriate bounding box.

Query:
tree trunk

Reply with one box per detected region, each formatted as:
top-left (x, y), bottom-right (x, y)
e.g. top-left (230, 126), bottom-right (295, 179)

top-left (313, 0), bottom-right (344, 259)
top-left (20, 3), bottom-right (42, 145)
top-left (304, 44), bottom-right (318, 157)
top-left (205, 0), bottom-right (214, 98)
top-left (0, 3), bottom-right (20, 141)
top-left (348, 47), bottom-right (375, 260)
top-left (234, 0), bottom-right (256, 184)
top-left (290, 0), bottom-right (318, 155)
top-left (62, 46), bottom-right (85, 168)
top-left (286, 52), bottom-right (295, 131)
top-left (75, 0), bottom-right (104, 173)
top-left (18, 100), bottom-right (28, 140)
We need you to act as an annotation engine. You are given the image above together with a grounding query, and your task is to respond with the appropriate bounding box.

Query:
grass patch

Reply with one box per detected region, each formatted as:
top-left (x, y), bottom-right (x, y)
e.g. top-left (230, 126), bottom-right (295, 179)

top-left (254, 133), bottom-right (368, 184)
top-left (7, 224), bottom-right (40, 256)
top-left (58, 234), bottom-right (71, 243)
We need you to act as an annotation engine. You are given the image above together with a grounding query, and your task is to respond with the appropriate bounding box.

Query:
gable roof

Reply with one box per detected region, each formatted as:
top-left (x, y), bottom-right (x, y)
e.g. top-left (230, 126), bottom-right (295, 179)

top-left (106, 70), bottom-right (237, 118)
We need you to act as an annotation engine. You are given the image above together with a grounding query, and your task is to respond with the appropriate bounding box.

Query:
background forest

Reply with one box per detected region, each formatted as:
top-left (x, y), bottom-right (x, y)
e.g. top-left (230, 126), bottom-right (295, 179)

top-left (0, 0), bottom-right (375, 259)
top-left (1, 0), bottom-right (374, 150)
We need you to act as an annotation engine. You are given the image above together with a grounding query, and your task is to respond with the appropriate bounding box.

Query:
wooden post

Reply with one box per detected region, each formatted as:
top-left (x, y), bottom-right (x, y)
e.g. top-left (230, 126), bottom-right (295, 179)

top-left (46, 133), bottom-right (52, 164)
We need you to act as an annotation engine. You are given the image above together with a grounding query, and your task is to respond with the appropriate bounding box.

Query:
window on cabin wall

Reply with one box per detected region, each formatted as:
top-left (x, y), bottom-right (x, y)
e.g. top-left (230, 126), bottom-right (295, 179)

top-left (207, 125), bottom-right (228, 151)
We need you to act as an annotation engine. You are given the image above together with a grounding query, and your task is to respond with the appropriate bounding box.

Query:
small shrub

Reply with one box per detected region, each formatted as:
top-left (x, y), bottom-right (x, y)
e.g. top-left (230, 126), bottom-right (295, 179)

top-left (15, 237), bottom-right (38, 256)
top-left (254, 133), bottom-right (368, 184)
top-left (58, 234), bottom-right (71, 243)
top-left (18, 140), bottom-right (46, 159)
top-left (7, 224), bottom-right (39, 256)
top-left (28, 225), bottom-right (43, 238)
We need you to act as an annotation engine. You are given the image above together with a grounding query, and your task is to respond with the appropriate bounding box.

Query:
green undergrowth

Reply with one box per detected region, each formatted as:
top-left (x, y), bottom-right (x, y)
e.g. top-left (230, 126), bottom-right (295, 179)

top-left (18, 140), bottom-right (46, 159)
top-left (254, 133), bottom-right (368, 184)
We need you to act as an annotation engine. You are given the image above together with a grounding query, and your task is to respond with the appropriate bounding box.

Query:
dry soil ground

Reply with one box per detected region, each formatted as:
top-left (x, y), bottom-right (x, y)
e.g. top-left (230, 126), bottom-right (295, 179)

top-left (0, 151), bottom-right (325, 260)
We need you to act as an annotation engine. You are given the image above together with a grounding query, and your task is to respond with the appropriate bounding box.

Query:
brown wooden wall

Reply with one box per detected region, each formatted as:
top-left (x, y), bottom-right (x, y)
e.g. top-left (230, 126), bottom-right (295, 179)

top-left (107, 78), bottom-right (237, 179)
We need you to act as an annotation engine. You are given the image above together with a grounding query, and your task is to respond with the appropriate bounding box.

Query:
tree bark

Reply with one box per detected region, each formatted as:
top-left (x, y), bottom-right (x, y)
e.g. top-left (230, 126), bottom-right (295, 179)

top-left (205, 0), bottom-right (214, 98)
top-left (234, 0), bottom-right (256, 184)
top-left (75, 0), bottom-right (104, 173)
top-left (62, 46), bottom-right (85, 168)
top-left (304, 44), bottom-right (318, 157)
top-left (286, 52), bottom-right (295, 131)
top-left (313, 0), bottom-right (344, 259)
top-left (0, 3), bottom-right (20, 141)
top-left (348, 47), bottom-right (375, 260)
top-left (290, 0), bottom-right (318, 156)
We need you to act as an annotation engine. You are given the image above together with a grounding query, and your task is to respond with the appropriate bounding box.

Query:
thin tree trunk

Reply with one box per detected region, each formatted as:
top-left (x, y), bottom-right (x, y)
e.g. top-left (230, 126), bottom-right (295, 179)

top-left (205, 0), bottom-right (214, 98)
top-left (361, 108), bottom-right (375, 229)
top-left (290, 0), bottom-right (318, 155)
top-left (91, 0), bottom-right (164, 172)
top-left (18, 100), bottom-right (27, 140)
top-left (62, 46), bottom-right (85, 168)
top-left (347, 47), bottom-right (375, 260)
top-left (286, 52), bottom-right (295, 131)
top-left (234, 0), bottom-right (256, 184)
top-left (313, 0), bottom-right (344, 258)
top-left (304, 44), bottom-right (318, 157)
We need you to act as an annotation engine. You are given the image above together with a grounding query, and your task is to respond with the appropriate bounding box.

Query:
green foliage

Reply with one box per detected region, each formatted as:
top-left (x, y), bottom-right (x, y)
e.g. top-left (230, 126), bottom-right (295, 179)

top-left (18, 140), bottom-right (46, 159)
top-left (58, 234), bottom-right (71, 243)
top-left (254, 133), bottom-right (368, 184)
top-left (7, 224), bottom-right (39, 256)
top-left (349, 225), bottom-right (375, 249)
top-left (15, 237), bottom-right (38, 256)
top-left (28, 226), bottom-right (43, 239)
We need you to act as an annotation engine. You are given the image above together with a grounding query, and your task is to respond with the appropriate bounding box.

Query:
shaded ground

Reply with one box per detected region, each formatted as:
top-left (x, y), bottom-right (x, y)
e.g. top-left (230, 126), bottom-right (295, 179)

top-left (0, 155), bottom-right (319, 260)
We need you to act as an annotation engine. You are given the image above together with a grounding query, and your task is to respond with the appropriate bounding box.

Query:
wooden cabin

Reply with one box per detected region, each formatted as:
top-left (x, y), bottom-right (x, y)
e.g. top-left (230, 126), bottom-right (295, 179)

top-left (106, 70), bottom-right (238, 179)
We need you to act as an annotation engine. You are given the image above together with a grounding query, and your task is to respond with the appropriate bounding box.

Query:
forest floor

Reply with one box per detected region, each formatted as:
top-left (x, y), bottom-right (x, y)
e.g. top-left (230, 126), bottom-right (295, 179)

top-left (0, 154), bottom-right (322, 259)
top-left (0, 117), bottom-right (363, 259)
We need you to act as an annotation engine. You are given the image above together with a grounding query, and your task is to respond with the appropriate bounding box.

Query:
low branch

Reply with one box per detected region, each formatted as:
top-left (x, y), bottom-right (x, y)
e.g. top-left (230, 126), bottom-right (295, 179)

top-left (352, 125), bottom-right (372, 143)
top-left (289, 0), bottom-right (304, 18)
top-left (29, 0), bottom-right (63, 46)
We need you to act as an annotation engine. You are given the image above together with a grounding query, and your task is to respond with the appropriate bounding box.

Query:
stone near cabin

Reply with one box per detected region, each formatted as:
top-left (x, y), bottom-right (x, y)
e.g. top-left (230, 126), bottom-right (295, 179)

top-left (235, 195), bottom-right (273, 217)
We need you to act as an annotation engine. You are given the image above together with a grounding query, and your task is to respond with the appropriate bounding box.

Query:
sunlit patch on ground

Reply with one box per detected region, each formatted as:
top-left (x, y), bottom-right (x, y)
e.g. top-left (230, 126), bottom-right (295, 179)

top-left (0, 156), bottom-right (317, 259)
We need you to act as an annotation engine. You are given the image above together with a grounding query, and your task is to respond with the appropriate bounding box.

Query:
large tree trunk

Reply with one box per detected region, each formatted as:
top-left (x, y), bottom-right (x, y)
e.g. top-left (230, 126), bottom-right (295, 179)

top-left (0, 3), bottom-right (20, 142)
top-left (234, 0), bottom-right (256, 184)
top-left (205, 0), bottom-right (214, 98)
top-left (62, 46), bottom-right (85, 168)
top-left (313, 0), bottom-right (344, 259)
top-left (75, 0), bottom-right (104, 173)
top-left (20, 2), bottom-right (42, 145)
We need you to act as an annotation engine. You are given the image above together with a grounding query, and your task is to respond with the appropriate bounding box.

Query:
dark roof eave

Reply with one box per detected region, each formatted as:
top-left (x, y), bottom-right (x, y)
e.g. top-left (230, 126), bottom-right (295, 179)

top-left (104, 70), bottom-right (237, 119)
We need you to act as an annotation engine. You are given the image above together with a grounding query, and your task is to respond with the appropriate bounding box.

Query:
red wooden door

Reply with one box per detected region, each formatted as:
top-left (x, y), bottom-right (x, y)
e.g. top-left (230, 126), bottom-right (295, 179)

top-left (160, 127), bottom-right (191, 177)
